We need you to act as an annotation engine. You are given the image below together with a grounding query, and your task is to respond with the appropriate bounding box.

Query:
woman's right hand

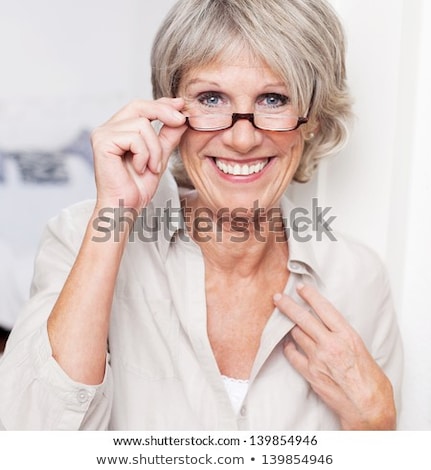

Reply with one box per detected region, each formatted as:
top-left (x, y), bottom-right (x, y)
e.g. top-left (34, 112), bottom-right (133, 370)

top-left (90, 97), bottom-right (187, 211)
top-left (47, 98), bottom-right (187, 385)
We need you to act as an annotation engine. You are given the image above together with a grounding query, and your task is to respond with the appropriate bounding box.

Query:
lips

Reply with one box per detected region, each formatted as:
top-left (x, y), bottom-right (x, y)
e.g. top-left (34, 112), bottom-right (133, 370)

top-left (213, 158), bottom-right (270, 176)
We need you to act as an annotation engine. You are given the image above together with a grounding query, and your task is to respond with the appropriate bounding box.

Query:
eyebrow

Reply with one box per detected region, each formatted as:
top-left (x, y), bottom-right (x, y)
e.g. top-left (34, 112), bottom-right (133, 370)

top-left (183, 78), bottom-right (221, 92)
top-left (183, 78), bottom-right (289, 92)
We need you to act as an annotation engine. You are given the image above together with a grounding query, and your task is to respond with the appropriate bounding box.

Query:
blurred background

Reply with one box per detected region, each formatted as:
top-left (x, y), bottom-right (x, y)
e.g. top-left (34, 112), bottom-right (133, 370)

top-left (0, 0), bottom-right (429, 430)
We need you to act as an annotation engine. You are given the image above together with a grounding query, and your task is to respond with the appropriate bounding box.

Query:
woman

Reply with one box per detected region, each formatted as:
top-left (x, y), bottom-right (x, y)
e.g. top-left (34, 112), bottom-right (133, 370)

top-left (0, 0), bottom-right (402, 430)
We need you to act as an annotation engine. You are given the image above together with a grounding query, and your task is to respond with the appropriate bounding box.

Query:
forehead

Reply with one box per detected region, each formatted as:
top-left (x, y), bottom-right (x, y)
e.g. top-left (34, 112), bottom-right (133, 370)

top-left (180, 51), bottom-right (286, 91)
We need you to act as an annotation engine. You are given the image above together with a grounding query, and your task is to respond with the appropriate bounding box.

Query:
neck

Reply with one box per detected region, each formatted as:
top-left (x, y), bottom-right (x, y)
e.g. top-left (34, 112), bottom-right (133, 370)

top-left (182, 196), bottom-right (288, 277)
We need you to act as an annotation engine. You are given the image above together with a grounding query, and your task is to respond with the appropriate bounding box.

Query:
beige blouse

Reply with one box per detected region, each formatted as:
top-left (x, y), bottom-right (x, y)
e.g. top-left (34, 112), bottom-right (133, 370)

top-left (0, 171), bottom-right (403, 430)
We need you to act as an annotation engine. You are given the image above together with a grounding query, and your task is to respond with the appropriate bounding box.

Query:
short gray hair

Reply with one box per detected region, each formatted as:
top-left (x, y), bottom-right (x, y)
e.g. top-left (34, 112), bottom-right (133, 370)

top-left (151, 0), bottom-right (352, 185)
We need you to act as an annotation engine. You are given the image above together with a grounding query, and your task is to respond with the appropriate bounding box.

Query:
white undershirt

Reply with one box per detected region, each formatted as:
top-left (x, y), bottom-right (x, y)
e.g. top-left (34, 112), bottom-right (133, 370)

top-left (221, 375), bottom-right (249, 414)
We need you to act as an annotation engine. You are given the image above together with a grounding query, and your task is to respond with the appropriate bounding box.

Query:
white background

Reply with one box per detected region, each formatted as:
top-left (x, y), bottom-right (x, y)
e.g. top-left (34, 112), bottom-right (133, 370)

top-left (0, 0), bottom-right (429, 430)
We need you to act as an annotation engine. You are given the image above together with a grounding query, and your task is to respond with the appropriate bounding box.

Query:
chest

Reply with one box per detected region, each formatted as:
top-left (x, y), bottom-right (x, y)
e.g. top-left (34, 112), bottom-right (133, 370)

top-left (205, 270), bottom-right (289, 379)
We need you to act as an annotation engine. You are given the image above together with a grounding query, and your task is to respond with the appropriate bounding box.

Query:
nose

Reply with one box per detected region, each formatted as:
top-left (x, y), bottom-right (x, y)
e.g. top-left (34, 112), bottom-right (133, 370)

top-left (222, 113), bottom-right (264, 153)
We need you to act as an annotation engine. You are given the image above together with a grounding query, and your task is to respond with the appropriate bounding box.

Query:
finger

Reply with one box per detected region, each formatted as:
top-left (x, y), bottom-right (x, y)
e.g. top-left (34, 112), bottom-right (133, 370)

top-left (95, 131), bottom-right (151, 174)
top-left (284, 337), bottom-right (342, 402)
top-left (124, 154), bottom-right (159, 204)
top-left (94, 130), bottom-right (145, 159)
top-left (103, 111), bottom-right (186, 174)
top-left (273, 293), bottom-right (329, 342)
top-left (122, 122), bottom-right (186, 176)
top-left (158, 123), bottom-right (188, 167)
top-left (290, 325), bottom-right (316, 355)
top-left (136, 119), bottom-right (163, 174)
top-left (93, 119), bottom-right (164, 175)
top-left (296, 283), bottom-right (347, 332)
top-left (283, 336), bottom-right (309, 373)
top-left (108, 98), bottom-right (186, 127)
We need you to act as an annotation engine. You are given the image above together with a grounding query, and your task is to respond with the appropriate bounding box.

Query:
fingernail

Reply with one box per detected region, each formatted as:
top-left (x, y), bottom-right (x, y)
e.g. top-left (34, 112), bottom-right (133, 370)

top-left (273, 293), bottom-right (283, 302)
top-left (155, 162), bottom-right (162, 174)
top-left (296, 282), bottom-right (305, 291)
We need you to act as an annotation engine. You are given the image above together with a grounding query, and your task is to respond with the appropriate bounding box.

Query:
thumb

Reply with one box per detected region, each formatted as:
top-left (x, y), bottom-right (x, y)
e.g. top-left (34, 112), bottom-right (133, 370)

top-left (158, 122), bottom-right (188, 168)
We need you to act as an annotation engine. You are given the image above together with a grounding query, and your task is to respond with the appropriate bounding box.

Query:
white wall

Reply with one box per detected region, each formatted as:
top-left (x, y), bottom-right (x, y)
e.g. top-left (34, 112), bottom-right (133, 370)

top-left (396, 0), bottom-right (431, 430)
top-left (0, 0), bottom-right (429, 429)
top-left (0, 0), bottom-right (177, 147)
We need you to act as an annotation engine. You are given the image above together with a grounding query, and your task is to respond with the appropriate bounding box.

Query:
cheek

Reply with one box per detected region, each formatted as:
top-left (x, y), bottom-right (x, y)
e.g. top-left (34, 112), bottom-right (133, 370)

top-left (178, 132), bottom-right (222, 186)
top-left (177, 137), bottom-right (196, 178)
top-left (276, 134), bottom-right (304, 165)
top-left (178, 132), bottom-right (206, 166)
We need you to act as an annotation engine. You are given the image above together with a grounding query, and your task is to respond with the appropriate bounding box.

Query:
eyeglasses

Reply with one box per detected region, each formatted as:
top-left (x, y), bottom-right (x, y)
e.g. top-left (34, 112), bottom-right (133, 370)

top-left (184, 85), bottom-right (315, 132)
top-left (185, 113), bottom-right (309, 132)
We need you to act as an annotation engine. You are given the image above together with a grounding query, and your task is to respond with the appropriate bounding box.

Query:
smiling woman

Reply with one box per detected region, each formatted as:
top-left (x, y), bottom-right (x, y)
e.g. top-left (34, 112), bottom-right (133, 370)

top-left (177, 56), bottom-right (307, 214)
top-left (152, 0), bottom-right (351, 185)
top-left (0, 0), bottom-right (402, 431)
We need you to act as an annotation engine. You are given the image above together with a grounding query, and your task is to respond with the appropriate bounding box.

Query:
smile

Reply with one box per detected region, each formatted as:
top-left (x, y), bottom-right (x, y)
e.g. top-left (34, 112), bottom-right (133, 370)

top-left (214, 158), bottom-right (269, 176)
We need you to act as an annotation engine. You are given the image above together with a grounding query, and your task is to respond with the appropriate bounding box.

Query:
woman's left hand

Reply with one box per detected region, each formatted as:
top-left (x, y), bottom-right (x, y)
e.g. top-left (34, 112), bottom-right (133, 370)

top-left (273, 284), bottom-right (396, 430)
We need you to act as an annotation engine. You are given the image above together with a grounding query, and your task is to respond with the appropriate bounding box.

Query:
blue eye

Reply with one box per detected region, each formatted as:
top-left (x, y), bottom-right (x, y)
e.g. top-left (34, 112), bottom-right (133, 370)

top-left (197, 92), bottom-right (224, 108)
top-left (259, 93), bottom-right (289, 108)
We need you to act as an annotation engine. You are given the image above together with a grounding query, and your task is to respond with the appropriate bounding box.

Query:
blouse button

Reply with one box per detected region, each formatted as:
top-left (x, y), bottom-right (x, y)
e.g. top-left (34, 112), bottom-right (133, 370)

top-left (77, 389), bottom-right (90, 404)
top-left (240, 405), bottom-right (247, 417)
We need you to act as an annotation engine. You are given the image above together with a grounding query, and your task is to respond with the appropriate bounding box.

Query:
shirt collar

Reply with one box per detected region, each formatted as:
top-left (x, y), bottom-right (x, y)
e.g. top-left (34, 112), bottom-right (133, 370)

top-left (280, 195), bottom-right (324, 284)
top-left (150, 169), bottom-right (183, 261)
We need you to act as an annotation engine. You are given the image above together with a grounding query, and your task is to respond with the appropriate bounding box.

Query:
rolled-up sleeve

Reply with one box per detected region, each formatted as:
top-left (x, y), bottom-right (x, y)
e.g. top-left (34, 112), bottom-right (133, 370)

top-left (0, 201), bottom-right (113, 430)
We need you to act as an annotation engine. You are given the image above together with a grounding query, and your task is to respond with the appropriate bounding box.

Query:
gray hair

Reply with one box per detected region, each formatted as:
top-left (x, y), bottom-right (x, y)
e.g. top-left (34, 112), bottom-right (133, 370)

top-left (151, 0), bottom-right (352, 185)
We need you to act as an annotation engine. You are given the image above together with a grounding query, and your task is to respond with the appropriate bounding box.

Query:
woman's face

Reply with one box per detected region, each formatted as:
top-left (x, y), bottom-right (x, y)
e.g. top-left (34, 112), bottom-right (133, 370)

top-left (177, 53), bottom-right (304, 214)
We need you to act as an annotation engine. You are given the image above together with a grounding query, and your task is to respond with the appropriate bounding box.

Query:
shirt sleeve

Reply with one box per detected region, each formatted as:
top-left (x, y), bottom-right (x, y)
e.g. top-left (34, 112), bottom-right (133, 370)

top-left (0, 201), bottom-right (113, 430)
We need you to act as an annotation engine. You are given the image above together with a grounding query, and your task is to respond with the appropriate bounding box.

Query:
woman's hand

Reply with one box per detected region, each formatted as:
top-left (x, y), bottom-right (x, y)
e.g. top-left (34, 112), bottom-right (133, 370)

top-left (47, 99), bottom-right (187, 385)
top-left (91, 97), bottom-right (187, 211)
top-left (273, 284), bottom-right (396, 430)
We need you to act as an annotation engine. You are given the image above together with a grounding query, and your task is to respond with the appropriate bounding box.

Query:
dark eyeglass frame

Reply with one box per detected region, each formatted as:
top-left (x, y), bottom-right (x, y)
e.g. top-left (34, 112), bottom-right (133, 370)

top-left (185, 83), bottom-right (316, 133)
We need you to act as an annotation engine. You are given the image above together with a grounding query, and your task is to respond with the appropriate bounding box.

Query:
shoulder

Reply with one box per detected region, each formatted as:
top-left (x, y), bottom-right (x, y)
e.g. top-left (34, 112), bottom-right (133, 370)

top-left (42, 199), bottom-right (96, 248)
top-left (308, 229), bottom-right (390, 300)
top-left (309, 230), bottom-right (393, 325)
top-left (47, 198), bottom-right (95, 228)
top-left (281, 195), bottom-right (385, 280)
top-left (315, 230), bottom-right (386, 278)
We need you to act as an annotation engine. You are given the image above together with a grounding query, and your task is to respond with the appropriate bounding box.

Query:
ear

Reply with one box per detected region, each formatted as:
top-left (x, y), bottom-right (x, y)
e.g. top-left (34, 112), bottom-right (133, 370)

top-left (302, 120), bottom-right (320, 141)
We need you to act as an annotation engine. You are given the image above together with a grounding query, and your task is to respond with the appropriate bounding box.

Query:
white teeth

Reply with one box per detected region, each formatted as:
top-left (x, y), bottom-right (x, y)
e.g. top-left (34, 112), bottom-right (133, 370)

top-left (215, 159), bottom-right (269, 176)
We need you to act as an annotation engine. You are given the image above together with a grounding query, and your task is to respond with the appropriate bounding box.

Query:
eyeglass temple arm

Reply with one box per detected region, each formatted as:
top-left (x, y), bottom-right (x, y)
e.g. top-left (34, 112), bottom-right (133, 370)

top-left (294, 82), bottom-right (316, 129)
top-left (305, 82), bottom-right (316, 119)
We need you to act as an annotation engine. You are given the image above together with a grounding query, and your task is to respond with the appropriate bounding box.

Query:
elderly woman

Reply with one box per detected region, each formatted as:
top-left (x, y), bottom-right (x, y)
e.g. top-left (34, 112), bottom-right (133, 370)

top-left (0, 0), bottom-right (402, 430)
